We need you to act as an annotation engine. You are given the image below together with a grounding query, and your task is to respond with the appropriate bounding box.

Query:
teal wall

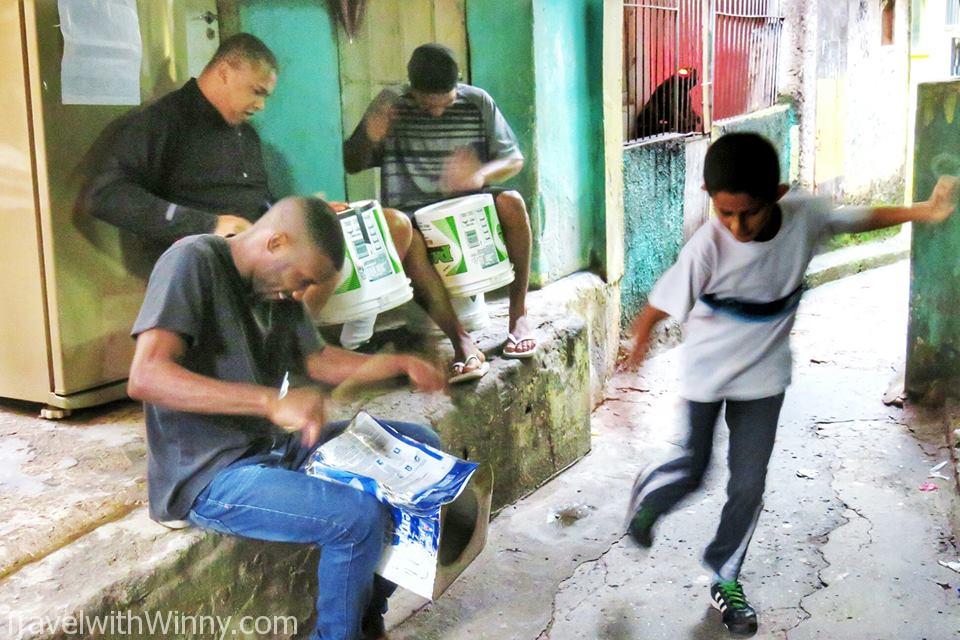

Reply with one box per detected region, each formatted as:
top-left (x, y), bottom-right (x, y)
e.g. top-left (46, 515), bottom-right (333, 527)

top-left (531, 0), bottom-right (606, 281)
top-left (238, 1), bottom-right (347, 200)
top-left (466, 0), bottom-right (536, 196)
top-left (906, 81), bottom-right (960, 396)
top-left (620, 139), bottom-right (687, 325)
top-left (468, 0), bottom-right (606, 286)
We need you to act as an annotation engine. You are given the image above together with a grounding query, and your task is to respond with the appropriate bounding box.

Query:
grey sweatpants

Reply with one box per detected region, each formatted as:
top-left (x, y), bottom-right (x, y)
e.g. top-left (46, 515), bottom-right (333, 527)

top-left (630, 393), bottom-right (785, 581)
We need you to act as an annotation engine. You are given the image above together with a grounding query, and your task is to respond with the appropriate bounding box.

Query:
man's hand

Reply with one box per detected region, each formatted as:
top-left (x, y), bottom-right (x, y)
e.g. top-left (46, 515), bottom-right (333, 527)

top-left (923, 175), bottom-right (959, 223)
top-left (327, 353), bottom-right (446, 403)
top-left (400, 355), bottom-right (446, 393)
top-left (364, 91), bottom-right (398, 143)
top-left (618, 305), bottom-right (668, 372)
top-left (621, 334), bottom-right (650, 371)
top-left (213, 214), bottom-right (252, 237)
top-left (266, 386), bottom-right (330, 448)
top-left (440, 147), bottom-right (485, 193)
top-left (328, 201), bottom-right (351, 213)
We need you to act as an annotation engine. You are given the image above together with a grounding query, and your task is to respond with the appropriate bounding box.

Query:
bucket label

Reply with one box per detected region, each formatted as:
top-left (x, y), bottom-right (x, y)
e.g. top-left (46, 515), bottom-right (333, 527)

top-left (340, 206), bottom-right (398, 287)
top-left (483, 204), bottom-right (509, 263)
top-left (458, 207), bottom-right (499, 269)
top-left (425, 216), bottom-right (468, 276)
top-left (422, 208), bottom-right (504, 274)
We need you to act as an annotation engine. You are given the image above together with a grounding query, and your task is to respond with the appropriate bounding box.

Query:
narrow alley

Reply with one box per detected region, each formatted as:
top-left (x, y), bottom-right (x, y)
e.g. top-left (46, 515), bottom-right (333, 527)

top-left (388, 260), bottom-right (960, 639)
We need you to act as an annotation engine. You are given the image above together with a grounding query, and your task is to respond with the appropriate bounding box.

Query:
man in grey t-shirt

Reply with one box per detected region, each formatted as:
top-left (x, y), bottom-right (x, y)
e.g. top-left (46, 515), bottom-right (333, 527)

top-left (344, 43), bottom-right (538, 382)
top-left (129, 196), bottom-right (446, 640)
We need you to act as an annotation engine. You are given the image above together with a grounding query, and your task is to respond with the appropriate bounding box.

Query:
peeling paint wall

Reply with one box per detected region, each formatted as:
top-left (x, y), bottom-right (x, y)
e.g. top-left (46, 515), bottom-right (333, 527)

top-left (842, 0), bottom-right (909, 203)
top-left (620, 138), bottom-right (687, 325)
top-left (780, 0), bottom-right (909, 204)
top-left (906, 81), bottom-right (960, 398)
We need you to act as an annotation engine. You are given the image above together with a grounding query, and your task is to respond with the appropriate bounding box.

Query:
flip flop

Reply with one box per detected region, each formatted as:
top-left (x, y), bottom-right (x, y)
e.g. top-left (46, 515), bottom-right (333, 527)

top-left (449, 354), bottom-right (490, 384)
top-left (502, 332), bottom-right (539, 359)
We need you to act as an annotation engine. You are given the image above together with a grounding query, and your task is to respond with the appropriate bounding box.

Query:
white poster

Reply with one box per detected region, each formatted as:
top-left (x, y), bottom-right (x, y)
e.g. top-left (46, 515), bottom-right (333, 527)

top-left (58, 0), bottom-right (142, 105)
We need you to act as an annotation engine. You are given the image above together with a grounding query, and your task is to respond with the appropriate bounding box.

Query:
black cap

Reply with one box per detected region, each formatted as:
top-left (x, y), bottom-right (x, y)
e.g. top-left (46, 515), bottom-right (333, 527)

top-left (408, 43), bottom-right (459, 93)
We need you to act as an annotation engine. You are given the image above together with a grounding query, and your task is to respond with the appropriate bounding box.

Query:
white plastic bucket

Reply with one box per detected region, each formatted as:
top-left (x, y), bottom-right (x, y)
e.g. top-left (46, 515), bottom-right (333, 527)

top-left (317, 200), bottom-right (413, 325)
top-left (414, 194), bottom-right (515, 298)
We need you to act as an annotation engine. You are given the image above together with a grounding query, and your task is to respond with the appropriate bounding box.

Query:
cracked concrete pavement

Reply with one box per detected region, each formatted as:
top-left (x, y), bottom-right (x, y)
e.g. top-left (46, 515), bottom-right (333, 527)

top-left (386, 260), bottom-right (960, 639)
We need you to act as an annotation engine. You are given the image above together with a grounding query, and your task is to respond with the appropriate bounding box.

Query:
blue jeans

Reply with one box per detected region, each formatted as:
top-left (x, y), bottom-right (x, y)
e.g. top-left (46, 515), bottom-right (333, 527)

top-left (187, 420), bottom-right (442, 640)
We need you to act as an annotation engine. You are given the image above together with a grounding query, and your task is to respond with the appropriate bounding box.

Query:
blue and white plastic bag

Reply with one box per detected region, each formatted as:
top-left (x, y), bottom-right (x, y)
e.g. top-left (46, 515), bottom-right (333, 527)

top-left (304, 412), bottom-right (478, 598)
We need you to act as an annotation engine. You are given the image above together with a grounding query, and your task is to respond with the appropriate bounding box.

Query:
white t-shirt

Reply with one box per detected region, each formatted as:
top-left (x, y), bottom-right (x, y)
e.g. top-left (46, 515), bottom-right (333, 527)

top-left (648, 193), bottom-right (871, 402)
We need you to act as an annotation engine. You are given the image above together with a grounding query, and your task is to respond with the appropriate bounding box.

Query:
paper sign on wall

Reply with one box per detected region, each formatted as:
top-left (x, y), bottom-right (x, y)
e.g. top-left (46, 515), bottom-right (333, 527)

top-left (58, 0), bottom-right (142, 105)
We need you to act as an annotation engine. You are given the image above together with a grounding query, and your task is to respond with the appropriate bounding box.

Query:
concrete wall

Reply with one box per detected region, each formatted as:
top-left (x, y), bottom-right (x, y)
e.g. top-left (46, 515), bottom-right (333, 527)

top-left (780, 0), bottom-right (909, 204)
top-left (906, 80), bottom-right (960, 399)
top-left (620, 138), bottom-right (687, 325)
top-left (468, 0), bottom-right (608, 286)
top-left (601, 0), bottom-right (626, 283)
top-left (531, 0), bottom-right (607, 281)
top-left (841, 0), bottom-right (910, 203)
top-left (236, 1), bottom-right (347, 200)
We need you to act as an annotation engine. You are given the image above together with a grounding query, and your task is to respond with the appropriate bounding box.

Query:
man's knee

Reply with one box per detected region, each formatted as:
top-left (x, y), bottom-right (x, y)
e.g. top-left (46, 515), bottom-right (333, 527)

top-left (412, 424), bottom-right (442, 451)
top-left (728, 475), bottom-right (767, 504)
top-left (341, 492), bottom-right (390, 543)
top-left (383, 208), bottom-right (413, 252)
top-left (495, 190), bottom-right (529, 228)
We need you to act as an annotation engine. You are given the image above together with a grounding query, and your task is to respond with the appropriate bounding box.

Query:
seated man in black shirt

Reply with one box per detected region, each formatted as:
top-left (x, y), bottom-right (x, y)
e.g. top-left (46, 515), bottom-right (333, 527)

top-left (129, 196), bottom-right (446, 640)
top-left (86, 33), bottom-right (279, 245)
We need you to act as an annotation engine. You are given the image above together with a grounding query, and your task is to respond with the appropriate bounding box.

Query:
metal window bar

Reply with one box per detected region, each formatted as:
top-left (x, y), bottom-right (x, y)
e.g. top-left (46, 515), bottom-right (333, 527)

top-left (712, 0), bottom-right (783, 121)
top-left (952, 37), bottom-right (960, 77)
top-left (949, 0), bottom-right (960, 26)
top-left (622, 0), bottom-right (703, 143)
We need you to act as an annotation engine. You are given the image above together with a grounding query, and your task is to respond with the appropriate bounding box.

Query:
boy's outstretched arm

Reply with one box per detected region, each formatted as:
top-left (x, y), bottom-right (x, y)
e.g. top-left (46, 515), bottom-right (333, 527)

top-left (622, 304), bottom-right (669, 370)
top-left (856, 175), bottom-right (958, 231)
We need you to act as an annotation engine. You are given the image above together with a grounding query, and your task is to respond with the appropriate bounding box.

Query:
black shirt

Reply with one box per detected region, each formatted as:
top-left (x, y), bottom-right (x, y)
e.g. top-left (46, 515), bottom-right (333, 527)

top-left (87, 79), bottom-right (273, 246)
top-left (131, 235), bottom-right (324, 520)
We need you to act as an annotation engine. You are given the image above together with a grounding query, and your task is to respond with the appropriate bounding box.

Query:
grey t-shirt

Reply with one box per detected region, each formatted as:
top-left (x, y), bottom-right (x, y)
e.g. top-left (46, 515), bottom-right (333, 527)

top-left (131, 235), bottom-right (324, 520)
top-left (374, 83), bottom-right (523, 211)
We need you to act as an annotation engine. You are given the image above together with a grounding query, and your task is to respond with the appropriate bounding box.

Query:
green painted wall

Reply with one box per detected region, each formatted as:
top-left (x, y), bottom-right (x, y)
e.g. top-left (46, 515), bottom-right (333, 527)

top-left (466, 0), bottom-right (539, 265)
top-left (620, 139), bottom-right (687, 325)
top-left (906, 81), bottom-right (960, 397)
top-left (467, 0), bottom-right (606, 286)
top-left (237, 1), bottom-right (346, 200)
top-left (531, 0), bottom-right (606, 281)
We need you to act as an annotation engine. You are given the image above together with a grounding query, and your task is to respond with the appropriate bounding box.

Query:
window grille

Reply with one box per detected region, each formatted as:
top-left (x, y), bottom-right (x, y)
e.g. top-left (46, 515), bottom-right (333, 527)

top-left (952, 37), bottom-right (960, 77)
top-left (623, 1), bottom-right (703, 142)
top-left (712, 1), bottom-right (784, 121)
top-left (949, 0), bottom-right (960, 25)
top-left (622, 0), bottom-right (784, 143)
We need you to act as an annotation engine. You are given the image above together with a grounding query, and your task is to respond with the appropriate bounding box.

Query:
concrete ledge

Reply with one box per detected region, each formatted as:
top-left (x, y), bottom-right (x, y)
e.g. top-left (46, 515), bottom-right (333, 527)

top-left (805, 228), bottom-right (910, 289)
top-left (0, 271), bottom-right (620, 639)
top-left (0, 509), bottom-right (319, 639)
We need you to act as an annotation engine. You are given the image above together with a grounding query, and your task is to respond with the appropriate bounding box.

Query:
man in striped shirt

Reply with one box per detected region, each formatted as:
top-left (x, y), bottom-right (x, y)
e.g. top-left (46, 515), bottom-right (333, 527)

top-left (344, 43), bottom-right (536, 383)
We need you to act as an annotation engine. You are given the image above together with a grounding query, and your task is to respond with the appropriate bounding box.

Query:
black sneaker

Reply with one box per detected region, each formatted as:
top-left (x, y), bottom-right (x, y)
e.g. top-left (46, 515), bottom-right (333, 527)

top-left (626, 506), bottom-right (659, 547)
top-left (710, 580), bottom-right (758, 636)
